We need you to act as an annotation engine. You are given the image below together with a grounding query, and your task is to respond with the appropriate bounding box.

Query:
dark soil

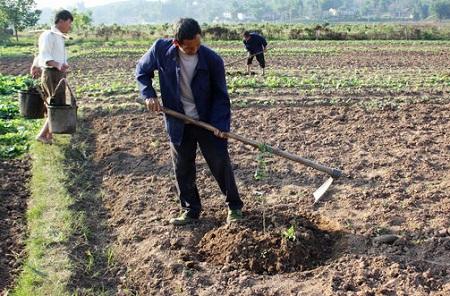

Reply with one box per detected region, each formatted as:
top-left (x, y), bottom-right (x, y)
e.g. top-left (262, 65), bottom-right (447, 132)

top-left (3, 40), bottom-right (448, 295)
top-left (0, 56), bottom-right (33, 76)
top-left (73, 101), bottom-right (449, 295)
top-left (0, 159), bottom-right (30, 293)
top-left (198, 212), bottom-right (337, 274)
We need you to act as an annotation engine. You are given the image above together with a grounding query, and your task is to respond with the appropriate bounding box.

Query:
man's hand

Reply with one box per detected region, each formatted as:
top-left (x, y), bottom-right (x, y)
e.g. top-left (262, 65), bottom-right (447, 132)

top-left (213, 129), bottom-right (227, 139)
top-left (30, 65), bottom-right (41, 78)
top-left (61, 63), bottom-right (69, 72)
top-left (46, 61), bottom-right (69, 72)
top-left (145, 97), bottom-right (162, 112)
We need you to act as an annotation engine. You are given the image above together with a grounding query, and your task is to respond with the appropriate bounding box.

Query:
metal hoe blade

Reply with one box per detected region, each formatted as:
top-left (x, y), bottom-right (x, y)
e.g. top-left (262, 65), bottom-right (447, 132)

top-left (313, 177), bottom-right (334, 204)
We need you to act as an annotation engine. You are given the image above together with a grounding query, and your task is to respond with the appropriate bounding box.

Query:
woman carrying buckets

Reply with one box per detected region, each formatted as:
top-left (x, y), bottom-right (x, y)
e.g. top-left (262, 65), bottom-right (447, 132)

top-left (30, 10), bottom-right (73, 144)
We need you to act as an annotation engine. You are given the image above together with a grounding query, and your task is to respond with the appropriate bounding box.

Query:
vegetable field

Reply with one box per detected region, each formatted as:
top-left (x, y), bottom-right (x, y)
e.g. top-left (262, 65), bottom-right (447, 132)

top-left (0, 37), bottom-right (449, 295)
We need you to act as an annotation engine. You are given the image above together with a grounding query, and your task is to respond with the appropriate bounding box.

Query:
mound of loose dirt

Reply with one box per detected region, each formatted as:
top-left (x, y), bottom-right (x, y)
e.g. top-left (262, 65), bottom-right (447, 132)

top-left (199, 213), bottom-right (336, 274)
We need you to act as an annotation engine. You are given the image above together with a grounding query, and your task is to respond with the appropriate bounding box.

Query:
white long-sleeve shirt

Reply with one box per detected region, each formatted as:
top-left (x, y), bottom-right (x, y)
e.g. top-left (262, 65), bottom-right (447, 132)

top-left (33, 26), bottom-right (68, 68)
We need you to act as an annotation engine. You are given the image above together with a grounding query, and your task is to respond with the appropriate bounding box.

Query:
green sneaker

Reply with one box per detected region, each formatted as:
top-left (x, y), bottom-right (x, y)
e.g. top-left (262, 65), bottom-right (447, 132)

top-left (227, 209), bottom-right (243, 224)
top-left (169, 212), bottom-right (198, 226)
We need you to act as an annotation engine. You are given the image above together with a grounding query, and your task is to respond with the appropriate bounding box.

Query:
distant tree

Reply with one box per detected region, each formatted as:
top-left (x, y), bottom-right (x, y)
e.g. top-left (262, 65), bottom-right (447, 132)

top-left (71, 9), bottom-right (92, 32)
top-left (229, 0), bottom-right (243, 20)
top-left (204, 0), bottom-right (224, 22)
top-left (0, 7), bottom-right (7, 29)
top-left (305, 0), bottom-right (321, 18)
top-left (431, 0), bottom-right (450, 19)
top-left (0, 0), bottom-right (40, 41)
top-left (413, 0), bottom-right (430, 20)
top-left (274, 0), bottom-right (304, 22)
top-left (247, 0), bottom-right (269, 20)
top-left (160, 0), bottom-right (184, 22)
top-left (321, 0), bottom-right (343, 11)
top-left (378, 0), bottom-right (394, 11)
top-left (0, 9), bottom-right (9, 41)
top-left (30, 0), bottom-right (450, 24)
top-left (272, 0), bottom-right (291, 22)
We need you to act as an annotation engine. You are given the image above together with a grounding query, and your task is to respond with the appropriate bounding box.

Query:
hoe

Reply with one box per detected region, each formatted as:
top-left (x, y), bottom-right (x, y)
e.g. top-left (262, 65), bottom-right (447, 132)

top-left (160, 107), bottom-right (343, 203)
top-left (224, 48), bottom-right (271, 67)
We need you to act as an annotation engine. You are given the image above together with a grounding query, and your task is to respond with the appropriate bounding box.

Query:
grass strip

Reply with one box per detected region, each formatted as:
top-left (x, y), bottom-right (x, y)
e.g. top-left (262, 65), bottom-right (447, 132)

top-left (12, 136), bottom-right (76, 296)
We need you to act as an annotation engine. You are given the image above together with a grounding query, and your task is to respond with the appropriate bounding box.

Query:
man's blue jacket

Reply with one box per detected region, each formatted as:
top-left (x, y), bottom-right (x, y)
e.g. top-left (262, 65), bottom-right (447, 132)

top-left (136, 39), bottom-right (231, 146)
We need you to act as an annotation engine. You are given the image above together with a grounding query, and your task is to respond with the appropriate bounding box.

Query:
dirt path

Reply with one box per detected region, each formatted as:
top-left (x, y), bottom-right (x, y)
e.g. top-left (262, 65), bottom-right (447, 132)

top-left (76, 102), bottom-right (449, 295)
top-left (0, 159), bottom-right (30, 293)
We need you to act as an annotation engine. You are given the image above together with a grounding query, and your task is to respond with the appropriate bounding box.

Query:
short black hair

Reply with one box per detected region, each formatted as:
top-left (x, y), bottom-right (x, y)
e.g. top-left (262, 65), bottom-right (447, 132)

top-left (55, 10), bottom-right (73, 24)
top-left (243, 31), bottom-right (250, 37)
top-left (174, 18), bottom-right (201, 42)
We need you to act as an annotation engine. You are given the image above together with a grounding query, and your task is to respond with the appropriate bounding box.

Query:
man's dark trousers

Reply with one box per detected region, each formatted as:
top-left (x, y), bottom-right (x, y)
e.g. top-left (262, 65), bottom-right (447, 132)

top-left (170, 124), bottom-right (243, 218)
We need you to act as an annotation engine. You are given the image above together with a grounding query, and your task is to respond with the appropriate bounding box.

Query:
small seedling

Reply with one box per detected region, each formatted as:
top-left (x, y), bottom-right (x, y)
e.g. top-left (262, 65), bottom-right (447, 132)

top-left (255, 191), bottom-right (267, 234)
top-left (254, 144), bottom-right (273, 234)
top-left (374, 226), bottom-right (390, 236)
top-left (260, 249), bottom-right (270, 259)
top-left (254, 143), bottom-right (272, 180)
top-left (183, 268), bottom-right (194, 278)
top-left (150, 139), bottom-right (160, 148)
top-left (343, 219), bottom-right (354, 229)
top-left (85, 250), bottom-right (95, 273)
top-left (106, 247), bottom-right (115, 268)
top-left (282, 225), bottom-right (296, 242)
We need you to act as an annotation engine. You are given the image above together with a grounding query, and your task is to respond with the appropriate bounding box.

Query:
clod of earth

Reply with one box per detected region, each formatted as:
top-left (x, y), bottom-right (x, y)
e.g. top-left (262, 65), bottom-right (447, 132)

top-left (198, 214), bottom-right (338, 274)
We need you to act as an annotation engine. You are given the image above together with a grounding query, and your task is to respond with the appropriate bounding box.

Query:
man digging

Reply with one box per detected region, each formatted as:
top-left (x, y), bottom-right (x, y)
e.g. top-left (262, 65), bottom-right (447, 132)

top-left (243, 31), bottom-right (268, 76)
top-left (136, 18), bottom-right (244, 225)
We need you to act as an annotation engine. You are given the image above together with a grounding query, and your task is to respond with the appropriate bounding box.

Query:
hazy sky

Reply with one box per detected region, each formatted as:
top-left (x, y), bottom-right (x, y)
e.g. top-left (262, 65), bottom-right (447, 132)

top-left (35, 0), bottom-right (125, 9)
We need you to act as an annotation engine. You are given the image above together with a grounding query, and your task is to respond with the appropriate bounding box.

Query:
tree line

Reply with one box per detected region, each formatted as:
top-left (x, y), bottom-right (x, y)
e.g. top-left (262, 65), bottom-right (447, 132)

top-left (2, 0), bottom-right (450, 42)
top-left (87, 0), bottom-right (450, 24)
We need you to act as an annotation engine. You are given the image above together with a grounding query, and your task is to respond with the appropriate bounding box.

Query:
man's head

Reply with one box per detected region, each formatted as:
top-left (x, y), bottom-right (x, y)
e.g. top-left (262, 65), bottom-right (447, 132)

top-left (54, 10), bottom-right (73, 33)
top-left (243, 31), bottom-right (251, 41)
top-left (173, 18), bottom-right (201, 55)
